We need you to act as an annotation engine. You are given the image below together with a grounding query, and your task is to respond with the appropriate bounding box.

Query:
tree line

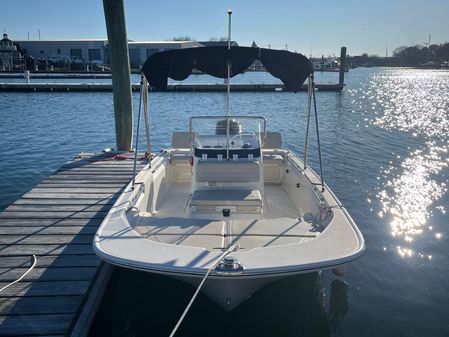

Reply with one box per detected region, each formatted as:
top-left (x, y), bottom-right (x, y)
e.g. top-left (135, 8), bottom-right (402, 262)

top-left (392, 43), bottom-right (449, 66)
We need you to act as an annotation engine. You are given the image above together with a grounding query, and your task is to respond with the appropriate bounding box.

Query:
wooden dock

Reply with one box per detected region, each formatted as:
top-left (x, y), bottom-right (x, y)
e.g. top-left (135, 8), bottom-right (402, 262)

top-left (0, 82), bottom-right (344, 93)
top-left (0, 152), bottom-right (148, 336)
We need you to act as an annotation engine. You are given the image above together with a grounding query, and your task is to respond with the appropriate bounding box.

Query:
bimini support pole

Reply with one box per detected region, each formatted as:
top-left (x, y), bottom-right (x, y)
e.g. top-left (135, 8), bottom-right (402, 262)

top-left (226, 9), bottom-right (232, 116)
top-left (303, 76), bottom-right (312, 169)
top-left (131, 76), bottom-right (144, 189)
top-left (226, 9), bottom-right (232, 159)
top-left (311, 74), bottom-right (325, 192)
top-left (142, 76), bottom-right (151, 165)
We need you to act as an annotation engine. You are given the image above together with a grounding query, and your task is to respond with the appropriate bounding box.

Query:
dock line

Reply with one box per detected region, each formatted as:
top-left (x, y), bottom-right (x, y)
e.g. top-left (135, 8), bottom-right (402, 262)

top-left (169, 245), bottom-right (239, 337)
top-left (0, 255), bottom-right (37, 293)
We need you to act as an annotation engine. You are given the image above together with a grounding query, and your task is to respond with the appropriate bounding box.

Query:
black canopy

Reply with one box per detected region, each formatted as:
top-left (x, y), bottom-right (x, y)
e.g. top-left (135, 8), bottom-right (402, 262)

top-left (141, 46), bottom-right (313, 92)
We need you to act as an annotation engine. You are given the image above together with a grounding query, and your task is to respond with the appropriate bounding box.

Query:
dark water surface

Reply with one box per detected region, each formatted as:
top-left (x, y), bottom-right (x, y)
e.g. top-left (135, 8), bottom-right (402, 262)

top-left (1, 68), bottom-right (449, 336)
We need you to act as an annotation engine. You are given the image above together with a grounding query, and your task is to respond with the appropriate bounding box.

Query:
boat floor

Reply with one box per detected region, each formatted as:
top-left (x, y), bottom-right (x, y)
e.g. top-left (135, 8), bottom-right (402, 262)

top-left (133, 183), bottom-right (320, 251)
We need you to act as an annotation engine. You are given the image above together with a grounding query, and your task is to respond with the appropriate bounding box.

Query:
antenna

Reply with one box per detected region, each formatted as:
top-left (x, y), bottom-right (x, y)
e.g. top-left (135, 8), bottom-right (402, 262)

top-left (226, 9), bottom-right (232, 117)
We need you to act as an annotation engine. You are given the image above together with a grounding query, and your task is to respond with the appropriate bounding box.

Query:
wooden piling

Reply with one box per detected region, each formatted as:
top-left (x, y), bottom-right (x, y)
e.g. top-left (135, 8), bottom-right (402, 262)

top-left (103, 0), bottom-right (133, 151)
top-left (339, 46), bottom-right (347, 86)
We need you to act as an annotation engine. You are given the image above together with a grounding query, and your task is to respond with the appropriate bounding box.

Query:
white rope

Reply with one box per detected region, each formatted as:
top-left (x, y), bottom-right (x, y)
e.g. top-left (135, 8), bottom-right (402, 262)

top-left (169, 245), bottom-right (239, 337)
top-left (142, 77), bottom-right (151, 156)
top-left (0, 255), bottom-right (37, 293)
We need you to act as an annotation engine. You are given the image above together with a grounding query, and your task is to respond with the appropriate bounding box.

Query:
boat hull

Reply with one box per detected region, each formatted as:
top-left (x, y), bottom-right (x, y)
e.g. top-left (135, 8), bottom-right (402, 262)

top-left (98, 256), bottom-right (336, 310)
top-left (174, 274), bottom-right (280, 310)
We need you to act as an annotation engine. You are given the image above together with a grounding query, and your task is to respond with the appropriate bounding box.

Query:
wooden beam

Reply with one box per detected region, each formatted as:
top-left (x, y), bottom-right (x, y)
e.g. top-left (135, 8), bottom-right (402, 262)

top-left (103, 0), bottom-right (133, 151)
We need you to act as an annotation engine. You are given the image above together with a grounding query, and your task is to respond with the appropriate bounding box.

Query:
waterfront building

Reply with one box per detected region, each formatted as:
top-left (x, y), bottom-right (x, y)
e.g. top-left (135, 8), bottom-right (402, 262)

top-left (0, 34), bottom-right (24, 70)
top-left (14, 39), bottom-right (202, 70)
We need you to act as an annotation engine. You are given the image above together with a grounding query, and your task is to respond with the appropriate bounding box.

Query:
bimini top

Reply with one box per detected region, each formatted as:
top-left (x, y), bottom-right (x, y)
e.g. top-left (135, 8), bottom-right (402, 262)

top-left (141, 46), bottom-right (313, 92)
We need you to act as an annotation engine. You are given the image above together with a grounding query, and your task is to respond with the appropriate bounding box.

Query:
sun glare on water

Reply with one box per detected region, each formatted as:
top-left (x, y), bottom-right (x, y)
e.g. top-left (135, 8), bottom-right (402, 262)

top-left (353, 69), bottom-right (449, 259)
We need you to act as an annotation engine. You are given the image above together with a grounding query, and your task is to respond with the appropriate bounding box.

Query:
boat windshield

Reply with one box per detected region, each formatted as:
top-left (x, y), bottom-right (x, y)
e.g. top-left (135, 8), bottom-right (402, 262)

top-left (189, 116), bottom-right (266, 156)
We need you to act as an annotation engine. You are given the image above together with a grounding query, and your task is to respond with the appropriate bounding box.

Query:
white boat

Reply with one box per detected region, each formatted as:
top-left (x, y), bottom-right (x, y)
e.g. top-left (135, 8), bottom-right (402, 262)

top-left (94, 42), bottom-right (364, 311)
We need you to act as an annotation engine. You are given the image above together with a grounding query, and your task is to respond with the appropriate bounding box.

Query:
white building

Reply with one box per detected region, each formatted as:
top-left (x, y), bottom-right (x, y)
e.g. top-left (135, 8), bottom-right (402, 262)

top-left (14, 39), bottom-right (202, 69)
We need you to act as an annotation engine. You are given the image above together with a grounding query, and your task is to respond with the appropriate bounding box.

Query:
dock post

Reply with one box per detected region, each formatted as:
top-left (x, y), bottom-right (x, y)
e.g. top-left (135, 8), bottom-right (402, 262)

top-left (339, 46), bottom-right (347, 86)
top-left (103, 0), bottom-right (133, 151)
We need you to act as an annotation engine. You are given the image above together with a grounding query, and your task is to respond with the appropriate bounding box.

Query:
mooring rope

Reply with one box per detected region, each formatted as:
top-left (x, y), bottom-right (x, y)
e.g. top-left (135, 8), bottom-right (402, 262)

top-left (168, 245), bottom-right (240, 337)
top-left (0, 255), bottom-right (37, 293)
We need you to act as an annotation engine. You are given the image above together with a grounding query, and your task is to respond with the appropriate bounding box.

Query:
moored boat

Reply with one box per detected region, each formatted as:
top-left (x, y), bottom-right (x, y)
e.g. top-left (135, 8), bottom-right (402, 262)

top-left (94, 34), bottom-right (364, 311)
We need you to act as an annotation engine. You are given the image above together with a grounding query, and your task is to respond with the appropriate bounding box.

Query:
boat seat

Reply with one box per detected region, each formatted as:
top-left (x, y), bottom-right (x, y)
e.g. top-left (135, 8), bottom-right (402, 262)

top-left (195, 161), bottom-right (260, 183)
top-left (263, 153), bottom-right (284, 165)
top-left (191, 189), bottom-right (262, 207)
top-left (172, 131), bottom-right (194, 148)
top-left (170, 152), bottom-right (191, 165)
top-left (259, 132), bottom-right (282, 149)
top-left (262, 150), bottom-right (285, 184)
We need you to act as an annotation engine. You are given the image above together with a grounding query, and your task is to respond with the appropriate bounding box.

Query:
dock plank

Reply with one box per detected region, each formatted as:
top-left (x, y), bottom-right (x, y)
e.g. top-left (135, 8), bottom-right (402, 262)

top-left (0, 281), bottom-right (90, 297)
top-left (12, 198), bottom-right (117, 205)
top-left (5, 204), bottom-right (112, 212)
top-left (0, 255), bottom-right (100, 268)
top-left (0, 267), bottom-right (97, 282)
top-left (0, 152), bottom-right (148, 336)
top-left (0, 296), bottom-right (83, 315)
top-left (0, 211), bottom-right (109, 219)
top-left (0, 244), bottom-right (94, 256)
top-left (26, 187), bottom-right (123, 194)
top-left (40, 178), bottom-right (131, 185)
top-left (0, 226), bottom-right (97, 235)
top-left (37, 182), bottom-right (127, 187)
top-left (0, 234), bottom-right (94, 245)
top-left (55, 168), bottom-right (141, 173)
top-left (0, 218), bottom-right (103, 227)
top-left (0, 314), bottom-right (73, 336)
top-left (21, 192), bottom-right (118, 199)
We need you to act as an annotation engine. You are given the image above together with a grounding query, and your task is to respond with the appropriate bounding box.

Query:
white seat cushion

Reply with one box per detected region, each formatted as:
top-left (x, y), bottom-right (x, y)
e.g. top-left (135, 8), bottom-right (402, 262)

top-left (263, 153), bottom-right (284, 165)
top-left (170, 152), bottom-right (191, 165)
top-left (259, 132), bottom-right (282, 149)
top-left (172, 132), bottom-right (193, 148)
top-left (195, 161), bottom-right (260, 183)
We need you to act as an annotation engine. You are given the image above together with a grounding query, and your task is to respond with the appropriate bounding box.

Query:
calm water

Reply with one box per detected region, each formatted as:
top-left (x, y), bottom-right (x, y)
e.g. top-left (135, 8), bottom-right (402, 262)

top-left (1, 68), bottom-right (449, 336)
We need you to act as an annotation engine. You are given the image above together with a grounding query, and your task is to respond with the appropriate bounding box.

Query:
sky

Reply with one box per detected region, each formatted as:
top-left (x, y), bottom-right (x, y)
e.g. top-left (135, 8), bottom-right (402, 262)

top-left (1, 0), bottom-right (449, 57)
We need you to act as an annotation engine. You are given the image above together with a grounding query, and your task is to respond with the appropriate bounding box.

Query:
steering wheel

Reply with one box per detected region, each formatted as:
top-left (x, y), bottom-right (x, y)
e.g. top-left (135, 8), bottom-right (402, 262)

top-left (231, 132), bottom-right (254, 140)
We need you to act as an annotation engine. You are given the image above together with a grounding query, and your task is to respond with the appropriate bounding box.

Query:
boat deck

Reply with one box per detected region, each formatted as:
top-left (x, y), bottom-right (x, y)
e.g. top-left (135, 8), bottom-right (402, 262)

top-left (134, 183), bottom-right (320, 251)
top-left (0, 152), bottom-right (148, 337)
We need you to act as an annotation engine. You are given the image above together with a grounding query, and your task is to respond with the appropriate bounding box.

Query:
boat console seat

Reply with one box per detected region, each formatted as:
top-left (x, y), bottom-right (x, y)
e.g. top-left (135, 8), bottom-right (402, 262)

top-left (259, 132), bottom-right (285, 165)
top-left (195, 160), bottom-right (260, 183)
top-left (262, 152), bottom-right (284, 165)
top-left (169, 151), bottom-right (191, 166)
top-left (260, 133), bottom-right (284, 183)
top-left (172, 131), bottom-right (194, 148)
top-left (260, 132), bottom-right (282, 149)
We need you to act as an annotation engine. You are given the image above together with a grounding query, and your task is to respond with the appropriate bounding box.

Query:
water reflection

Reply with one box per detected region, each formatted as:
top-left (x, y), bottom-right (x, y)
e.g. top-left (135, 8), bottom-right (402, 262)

top-left (89, 268), bottom-right (350, 337)
top-left (328, 279), bottom-right (349, 335)
top-left (378, 145), bottom-right (447, 242)
top-left (352, 69), bottom-right (449, 258)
